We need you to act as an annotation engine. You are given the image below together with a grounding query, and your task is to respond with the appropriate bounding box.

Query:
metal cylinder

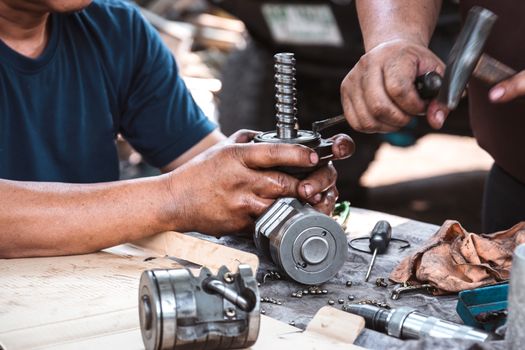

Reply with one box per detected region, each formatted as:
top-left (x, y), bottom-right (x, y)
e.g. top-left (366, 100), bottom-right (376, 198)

top-left (344, 304), bottom-right (489, 342)
top-left (274, 52), bottom-right (298, 139)
top-left (255, 197), bottom-right (347, 285)
top-left (506, 243), bottom-right (525, 349)
top-left (139, 265), bottom-right (260, 350)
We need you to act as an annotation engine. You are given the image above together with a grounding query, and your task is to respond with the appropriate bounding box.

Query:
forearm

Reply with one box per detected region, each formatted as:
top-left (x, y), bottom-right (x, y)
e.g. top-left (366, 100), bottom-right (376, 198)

top-left (356, 0), bottom-right (442, 51)
top-left (0, 176), bottom-right (175, 258)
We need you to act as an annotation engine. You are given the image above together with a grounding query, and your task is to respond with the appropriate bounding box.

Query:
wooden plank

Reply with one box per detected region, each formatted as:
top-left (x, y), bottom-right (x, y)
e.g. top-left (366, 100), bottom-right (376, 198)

top-left (132, 231), bottom-right (259, 272)
top-left (306, 306), bottom-right (365, 345)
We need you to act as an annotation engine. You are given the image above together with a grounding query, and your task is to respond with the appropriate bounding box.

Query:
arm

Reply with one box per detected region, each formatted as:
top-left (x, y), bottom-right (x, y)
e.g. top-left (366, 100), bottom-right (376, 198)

top-left (341, 0), bottom-right (445, 133)
top-left (0, 131), bottom-right (353, 259)
top-left (357, 0), bottom-right (441, 51)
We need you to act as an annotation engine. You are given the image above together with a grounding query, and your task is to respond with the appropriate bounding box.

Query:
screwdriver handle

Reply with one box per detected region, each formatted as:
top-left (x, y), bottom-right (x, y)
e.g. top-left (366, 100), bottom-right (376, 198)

top-left (369, 220), bottom-right (392, 254)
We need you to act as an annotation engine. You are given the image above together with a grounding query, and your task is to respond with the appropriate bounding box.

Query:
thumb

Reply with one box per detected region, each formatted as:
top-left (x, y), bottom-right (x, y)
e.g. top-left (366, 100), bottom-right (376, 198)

top-left (426, 100), bottom-right (451, 130)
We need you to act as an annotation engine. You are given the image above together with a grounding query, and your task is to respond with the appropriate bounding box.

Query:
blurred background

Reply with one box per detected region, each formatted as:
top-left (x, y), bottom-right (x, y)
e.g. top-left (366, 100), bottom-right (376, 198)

top-left (121, 0), bottom-right (492, 232)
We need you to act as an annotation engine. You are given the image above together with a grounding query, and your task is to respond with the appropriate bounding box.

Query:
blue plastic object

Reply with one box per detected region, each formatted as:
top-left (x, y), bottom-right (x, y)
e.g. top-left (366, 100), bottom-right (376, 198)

top-left (456, 283), bottom-right (509, 331)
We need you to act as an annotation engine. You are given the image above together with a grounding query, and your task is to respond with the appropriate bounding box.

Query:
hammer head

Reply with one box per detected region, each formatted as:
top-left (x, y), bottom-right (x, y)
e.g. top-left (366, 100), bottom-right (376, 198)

top-left (438, 7), bottom-right (498, 109)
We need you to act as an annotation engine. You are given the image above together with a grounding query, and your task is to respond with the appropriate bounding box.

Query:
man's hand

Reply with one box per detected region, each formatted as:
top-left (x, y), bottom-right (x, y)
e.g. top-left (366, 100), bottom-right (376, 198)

top-left (488, 70), bottom-right (525, 103)
top-left (341, 39), bottom-right (445, 133)
top-left (166, 130), bottom-right (353, 236)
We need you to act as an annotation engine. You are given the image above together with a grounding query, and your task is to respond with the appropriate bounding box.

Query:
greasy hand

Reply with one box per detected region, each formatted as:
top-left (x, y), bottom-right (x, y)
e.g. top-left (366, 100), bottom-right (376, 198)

top-left (166, 130), bottom-right (322, 236)
top-left (296, 133), bottom-right (354, 214)
top-left (488, 70), bottom-right (525, 103)
top-left (341, 39), bottom-right (445, 133)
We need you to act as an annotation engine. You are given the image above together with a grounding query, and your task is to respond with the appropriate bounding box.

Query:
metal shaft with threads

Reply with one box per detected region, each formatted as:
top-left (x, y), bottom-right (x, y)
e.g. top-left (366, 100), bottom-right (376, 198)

top-left (274, 53), bottom-right (298, 139)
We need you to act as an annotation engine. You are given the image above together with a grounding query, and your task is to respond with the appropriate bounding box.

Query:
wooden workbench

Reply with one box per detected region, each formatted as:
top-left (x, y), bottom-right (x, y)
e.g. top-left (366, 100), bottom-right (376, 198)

top-left (0, 208), bottom-right (459, 349)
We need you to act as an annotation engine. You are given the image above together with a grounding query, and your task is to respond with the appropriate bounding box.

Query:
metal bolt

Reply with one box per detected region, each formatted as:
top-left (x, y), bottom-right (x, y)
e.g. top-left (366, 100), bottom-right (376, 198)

top-left (261, 309), bottom-right (266, 315)
top-left (277, 301), bottom-right (282, 305)
top-left (346, 281), bottom-right (353, 287)
top-left (328, 299), bottom-right (335, 305)
top-left (348, 295), bottom-right (355, 301)
top-left (303, 290), bottom-right (309, 295)
top-left (223, 272), bottom-right (235, 284)
top-left (289, 321), bottom-right (296, 326)
top-left (322, 289), bottom-right (328, 294)
top-left (375, 277), bottom-right (388, 288)
top-left (291, 292), bottom-right (297, 297)
top-left (225, 307), bottom-right (236, 318)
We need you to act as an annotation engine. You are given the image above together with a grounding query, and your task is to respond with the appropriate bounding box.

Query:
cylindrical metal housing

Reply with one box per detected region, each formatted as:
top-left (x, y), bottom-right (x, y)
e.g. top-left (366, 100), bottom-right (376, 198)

top-left (344, 304), bottom-right (489, 342)
top-left (255, 197), bottom-right (347, 285)
top-left (139, 265), bottom-right (260, 350)
top-left (506, 243), bottom-right (525, 349)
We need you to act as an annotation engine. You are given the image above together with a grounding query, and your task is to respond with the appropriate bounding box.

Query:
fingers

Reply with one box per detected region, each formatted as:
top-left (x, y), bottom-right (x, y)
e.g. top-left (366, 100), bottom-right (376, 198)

top-left (426, 100), bottom-right (451, 129)
top-left (252, 170), bottom-right (300, 199)
top-left (489, 71), bottom-right (525, 103)
top-left (330, 134), bottom-right (355, 160)
top-left (228, 129), bottom-right (260, 143)
top-left (341, 66), bottom-right (399, 133)
top-left (235, 143), bottom-right (318, 169)
top-left (297, 163), bottom-right (337, 201)
top-left (312, 186), bottom-right (339, 215)
top-left (383, 54), bottom-right (427, 115)
top-left (362, 65), bottom-right (413, 129)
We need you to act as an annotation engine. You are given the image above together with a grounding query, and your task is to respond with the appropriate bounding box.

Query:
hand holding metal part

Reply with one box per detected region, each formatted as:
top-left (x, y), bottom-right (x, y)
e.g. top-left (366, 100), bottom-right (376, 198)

top-left (253, 53), bottom-right (354, 285)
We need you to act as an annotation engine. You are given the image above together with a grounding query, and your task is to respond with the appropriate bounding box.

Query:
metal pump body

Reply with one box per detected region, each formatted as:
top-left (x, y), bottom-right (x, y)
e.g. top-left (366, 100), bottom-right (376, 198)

top-left (252, 52), bottom-right (350, 285)
top-left (138, 264), bottom-right (260, 350)
top-left (255, 197), bottom-right (347, 285)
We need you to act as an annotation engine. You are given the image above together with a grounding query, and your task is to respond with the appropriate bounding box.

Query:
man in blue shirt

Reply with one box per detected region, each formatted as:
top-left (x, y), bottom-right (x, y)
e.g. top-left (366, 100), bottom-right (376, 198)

top-left (0, 0), bottom-right (352, 258)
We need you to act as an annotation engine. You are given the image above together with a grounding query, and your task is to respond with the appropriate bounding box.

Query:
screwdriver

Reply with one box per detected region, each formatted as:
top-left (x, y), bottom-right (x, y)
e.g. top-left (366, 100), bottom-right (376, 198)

top-left (364, 220), bottom-right (392, 282)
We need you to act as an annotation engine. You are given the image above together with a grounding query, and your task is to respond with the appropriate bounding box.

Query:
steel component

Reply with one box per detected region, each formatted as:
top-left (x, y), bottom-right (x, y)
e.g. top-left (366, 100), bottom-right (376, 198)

top-left (273, 52), bottom-right (298, 139)
top-left (506, 244), bottom-right (525, 349)
top-left (138, 265), bottom-right (260, 350)
top-left (390, 283), bottom-right (435, 300)
top-left (344, 304), bottom-right (490, 342)
top-left (255, 197), bottom-right (347, 285)
top-left (438, 7), bottom-right (497, 109)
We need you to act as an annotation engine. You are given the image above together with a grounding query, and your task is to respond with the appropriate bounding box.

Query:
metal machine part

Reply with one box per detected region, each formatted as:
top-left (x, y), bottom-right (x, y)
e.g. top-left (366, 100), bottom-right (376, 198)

top-left (253, 52), bottom-right (344, 177)
top-left (506, 244), bottom-right (525, 349)
top-left (344, 304), bottom-right (490, 342)
top-left (254, 197), bottom-right (348, 285)
top-left (138, 265), bottom-right (260, 350)
top-left (417, 7), bottom-right (516, 110)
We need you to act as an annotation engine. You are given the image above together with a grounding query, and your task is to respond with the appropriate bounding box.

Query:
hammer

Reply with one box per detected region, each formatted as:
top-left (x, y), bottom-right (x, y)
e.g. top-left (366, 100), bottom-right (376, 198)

top-left (415, 6), bottom-right (516, 109)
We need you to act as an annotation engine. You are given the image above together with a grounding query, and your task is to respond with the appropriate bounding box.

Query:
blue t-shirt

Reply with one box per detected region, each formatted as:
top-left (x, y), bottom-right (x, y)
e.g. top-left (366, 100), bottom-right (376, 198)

top-left (0, 0), bottom-right (216, 183)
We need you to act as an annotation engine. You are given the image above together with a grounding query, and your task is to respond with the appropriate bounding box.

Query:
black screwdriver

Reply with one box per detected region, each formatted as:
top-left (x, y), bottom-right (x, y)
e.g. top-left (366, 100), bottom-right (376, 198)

top-left (364, 220), bottom-right (392, 282)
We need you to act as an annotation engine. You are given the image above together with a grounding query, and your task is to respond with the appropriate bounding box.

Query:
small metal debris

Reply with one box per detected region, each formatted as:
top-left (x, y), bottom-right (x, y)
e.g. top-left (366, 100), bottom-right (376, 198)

top-left (322, 289), bottom-right (328, 294)
top-left (328, 299), bottom-right (335, 305)
top-left (348, 295), bottom-right (355, 301)
top-left (291, 292), bottom-right (297, 297)
top-left (358, 299), bottom-right (391, 309)
top-left (303, 290), bottom-right (309, 295)
top-left (289, 321), bottom-right (295, 326)
top-left (346, 281), bottom-right (353, 287)
top-left (257, 282), bottom-right (261, 287)
top-left (338, 299), bottom-right (344, 304)
top-left (262, 270), bottom-right (282, 284)
top-left (261, 309), bottom-right (266, 315)
top-left (375, 277), bottom-right (388, 288)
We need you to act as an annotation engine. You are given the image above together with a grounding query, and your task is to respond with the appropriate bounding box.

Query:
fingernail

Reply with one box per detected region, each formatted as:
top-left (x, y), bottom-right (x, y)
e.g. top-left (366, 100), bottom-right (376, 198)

top-left (310, 152), bottom-right (318, 164)
top-left (490, 86), bottom-right (505, 101)
top-left (303, 184), bottom-right (313, 198)
top-left (313, 193), bottom-right (322, 203)
top-left (338, 144), bottom-right (347, 156)
top-left (434, 110), bottom-right (445, 128)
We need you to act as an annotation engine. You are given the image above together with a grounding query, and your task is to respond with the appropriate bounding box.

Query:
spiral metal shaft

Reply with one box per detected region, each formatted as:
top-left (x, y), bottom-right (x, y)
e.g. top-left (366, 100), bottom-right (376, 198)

top-left (274, 53), bottom-right (298, 139)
